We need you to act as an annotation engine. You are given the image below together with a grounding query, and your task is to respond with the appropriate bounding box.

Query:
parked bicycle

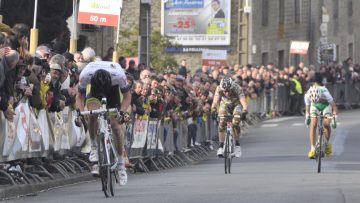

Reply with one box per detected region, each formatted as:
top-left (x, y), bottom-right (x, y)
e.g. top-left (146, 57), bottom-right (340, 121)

top-left (78, 98), bottom-right (121, 197)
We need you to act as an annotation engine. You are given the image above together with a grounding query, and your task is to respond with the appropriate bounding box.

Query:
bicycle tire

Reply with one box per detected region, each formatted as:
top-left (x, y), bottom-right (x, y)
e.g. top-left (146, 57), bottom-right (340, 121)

top-left (109, 147), bottom-right (116, 197)
top-left (317, 132), bottom-right (322, 173)
top-left (98, 133), bottom-right (111, 197)
top-left (228, 137), bottom-right (234, 174)
top-left (225, 131), bottom-right (232, 174)
top-left (224, 132), bottom-right (228, 174)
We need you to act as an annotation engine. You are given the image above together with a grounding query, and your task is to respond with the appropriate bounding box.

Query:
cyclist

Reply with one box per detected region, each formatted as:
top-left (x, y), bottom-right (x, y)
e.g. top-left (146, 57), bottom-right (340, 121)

top-left (304, 83), bottom-right (337, 159)
top-left (211, 78), bottom-right (248, 158)
top-left (76, 61), bottom-right (131, 185)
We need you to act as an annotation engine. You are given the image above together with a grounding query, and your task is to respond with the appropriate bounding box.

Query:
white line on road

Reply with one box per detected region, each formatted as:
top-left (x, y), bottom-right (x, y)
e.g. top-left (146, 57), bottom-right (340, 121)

top-left (292, 123), bottom-right (304, 126)
top-left (263, 117), bottom-right (299, 123)
top-left (260, 124), bottom-right (279, 128)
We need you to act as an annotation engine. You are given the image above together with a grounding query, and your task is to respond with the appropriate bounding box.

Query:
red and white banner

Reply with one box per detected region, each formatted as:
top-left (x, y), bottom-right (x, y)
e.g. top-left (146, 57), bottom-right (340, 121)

top-left (290, 41), bottom-right (310, 55)
top-left (131, 119), bottom-right (148, 149)
top-left (78, 0), bottom-right (122, 27)
top-left (202, 49), bottom-right (228, 66)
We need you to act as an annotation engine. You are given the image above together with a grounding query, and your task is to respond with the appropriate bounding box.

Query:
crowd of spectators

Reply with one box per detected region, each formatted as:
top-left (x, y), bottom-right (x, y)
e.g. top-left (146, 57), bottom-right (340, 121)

top-left (1, 22), bottom-right (360, 151)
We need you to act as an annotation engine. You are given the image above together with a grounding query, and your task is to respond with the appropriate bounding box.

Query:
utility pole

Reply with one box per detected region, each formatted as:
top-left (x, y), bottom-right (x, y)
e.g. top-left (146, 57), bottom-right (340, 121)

top-left (237, 0), bottom-right (250, 65)
top-left (139, 0), bottom-right (151, 67)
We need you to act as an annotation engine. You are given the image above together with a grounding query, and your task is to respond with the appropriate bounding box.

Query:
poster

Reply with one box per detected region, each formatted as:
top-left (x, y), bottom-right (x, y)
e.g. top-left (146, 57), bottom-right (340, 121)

top-left (162, 0), bottom-right (231, 46)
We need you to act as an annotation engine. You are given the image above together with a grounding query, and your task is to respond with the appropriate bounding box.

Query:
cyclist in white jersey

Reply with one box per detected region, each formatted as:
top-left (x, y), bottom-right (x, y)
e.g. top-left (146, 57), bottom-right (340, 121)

top-left (76, 61), bottom-right (131, 185)
top-left (304, 84), bottom-right (337, 159)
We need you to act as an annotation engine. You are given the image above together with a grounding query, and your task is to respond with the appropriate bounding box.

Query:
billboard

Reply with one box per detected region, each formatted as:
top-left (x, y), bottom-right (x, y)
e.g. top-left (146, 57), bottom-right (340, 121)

top-left (161, 0), bottom-right (231, 46)
top-left (78, 0), bottom-right (122, 27)
top-left (202, 49), bottom-right (227, 66)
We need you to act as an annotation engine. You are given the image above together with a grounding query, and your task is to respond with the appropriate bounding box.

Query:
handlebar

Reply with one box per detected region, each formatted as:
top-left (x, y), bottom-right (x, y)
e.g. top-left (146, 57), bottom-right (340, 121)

top-left (78, 108), bottom-right (118, 116)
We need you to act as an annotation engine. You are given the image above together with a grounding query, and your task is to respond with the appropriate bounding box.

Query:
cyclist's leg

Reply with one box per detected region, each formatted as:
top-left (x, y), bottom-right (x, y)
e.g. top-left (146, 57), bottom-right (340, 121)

top-left (232, 104), bottom-right (242, 144)
top-left (218, 103), bottom-right (228, 144)
top-left (85, 84), bottom-right (102, 172)
top-left (322, 105), bottom-right (333, 141)
top-left (107, 86), bottom-right (127, 185)
top-left (308, 105), bottom-right (318, 158)
top-left (323, 105), bottom-right (333, 156)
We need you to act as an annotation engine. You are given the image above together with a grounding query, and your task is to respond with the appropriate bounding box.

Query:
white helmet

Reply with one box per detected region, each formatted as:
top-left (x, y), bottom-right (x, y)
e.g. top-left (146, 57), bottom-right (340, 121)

top-left (308, 86), bottom-right (321, 103)
top-left (220, 77), bottom-right (233, 91)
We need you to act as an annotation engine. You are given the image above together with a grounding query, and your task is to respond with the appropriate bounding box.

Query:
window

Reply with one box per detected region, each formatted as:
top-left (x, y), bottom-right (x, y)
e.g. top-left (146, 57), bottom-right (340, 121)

top-left (278, 50), bottom-right (284, 68)
top-left (294, 54), bottom-right (300, 68)
top-left (333, 0), bottom-right (339, 19)
top-left (279, 0), bottom-right (285, 24)
top-left (262, 52), bottom-right (269, 65)
top-left (348, 0), bottom-right (353, 17)
top-left (262, 0), bottom-right (269, 26)
top-left (295, 0), bottom-right (301, 24)
top-left (348, 43), bottom-right (353, 59)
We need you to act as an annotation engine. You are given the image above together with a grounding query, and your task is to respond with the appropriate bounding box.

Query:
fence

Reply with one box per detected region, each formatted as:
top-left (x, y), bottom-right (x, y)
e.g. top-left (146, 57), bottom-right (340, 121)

top-left (0, 83), bottom-right (359, 176)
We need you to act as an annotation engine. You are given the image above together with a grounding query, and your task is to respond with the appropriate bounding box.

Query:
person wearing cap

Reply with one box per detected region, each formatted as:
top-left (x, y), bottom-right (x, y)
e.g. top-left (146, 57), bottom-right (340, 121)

top-left (43, 63), bottom-right (66, 112)
top-left (36, 45), bottom-right (52, 61)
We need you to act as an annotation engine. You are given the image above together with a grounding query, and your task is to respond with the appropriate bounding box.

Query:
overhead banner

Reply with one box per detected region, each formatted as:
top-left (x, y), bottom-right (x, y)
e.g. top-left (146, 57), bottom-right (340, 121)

top-left (202, 49), bottom-right (227, 66)
top-left (290, 41), bottom-right (310, 55)
top-left (78, 0), bottom-right (122, 27)
top-left (161, 0), bottom-right (231, 46)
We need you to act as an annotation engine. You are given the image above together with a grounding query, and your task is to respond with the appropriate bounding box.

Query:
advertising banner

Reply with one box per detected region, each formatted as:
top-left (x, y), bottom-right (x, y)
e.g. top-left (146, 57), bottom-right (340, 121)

top-left (78, 0), bottom-right (123, 27)
top-left (202, 49), bottom-right (227, 66)
top-left (147, 120), bottom-right (158, 150)
top-left (131, 119), bottom-right (148, 149)
top-left (290, 41), bottom-right (310, 55)
top-left (162, 0), bottom-right (231, 46)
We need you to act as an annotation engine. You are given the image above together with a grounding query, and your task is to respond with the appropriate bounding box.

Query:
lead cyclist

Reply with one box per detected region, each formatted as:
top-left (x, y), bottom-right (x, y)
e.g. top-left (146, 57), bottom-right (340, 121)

top-left (75, 61), bottom-right (132, 185)
top-left (304, 80), bottom-right (337, 159)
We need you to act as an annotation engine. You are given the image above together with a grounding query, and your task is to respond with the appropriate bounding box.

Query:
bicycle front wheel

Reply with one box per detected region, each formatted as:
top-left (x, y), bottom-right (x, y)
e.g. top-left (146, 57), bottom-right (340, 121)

top-left (317, 133), bottom-right (323, 173)
top-left (109, 147), bottom-right (116, 197)
top-left (224, 131), bottom-right (231, 174)
top-left (98, 134), bottom-right (111, 197)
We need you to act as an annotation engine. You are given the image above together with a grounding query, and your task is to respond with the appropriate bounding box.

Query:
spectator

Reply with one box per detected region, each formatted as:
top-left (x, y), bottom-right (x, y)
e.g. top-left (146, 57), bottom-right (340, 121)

top-left (178, 59), bottom-right (187, 78)
top-left (81, 47), bottom-right (96, 63)
top-left (126, 59), bottom-right (139, 80)
top-left (102, 47), bottom-right (114, 61)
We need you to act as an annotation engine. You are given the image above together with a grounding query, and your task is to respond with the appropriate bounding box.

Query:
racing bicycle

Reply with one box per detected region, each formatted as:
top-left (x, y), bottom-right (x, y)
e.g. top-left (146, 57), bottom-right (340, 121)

top-left (78, 98), bottom-right (120, 197)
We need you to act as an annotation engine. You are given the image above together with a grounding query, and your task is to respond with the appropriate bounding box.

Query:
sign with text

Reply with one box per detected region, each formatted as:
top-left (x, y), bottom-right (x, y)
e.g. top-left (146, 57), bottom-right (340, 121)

top-left (78, 0), bottom-right (122, 27)
top-left (290, 41), bottom-right (310, 55)
top-left (202, 49), bottom-right (227, 66)
top-left (162, 0), bottom-right (231, 46)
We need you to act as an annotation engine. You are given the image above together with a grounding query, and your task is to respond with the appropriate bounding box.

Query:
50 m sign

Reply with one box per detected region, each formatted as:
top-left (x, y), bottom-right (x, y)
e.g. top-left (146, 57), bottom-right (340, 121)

top-left (78, 0), bottom-right (122, 27)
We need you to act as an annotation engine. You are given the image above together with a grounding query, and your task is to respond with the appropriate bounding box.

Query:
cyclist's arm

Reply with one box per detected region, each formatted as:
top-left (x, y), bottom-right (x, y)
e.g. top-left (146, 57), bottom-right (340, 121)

top-left (211, 86), bottom-right (220, 110)
top-left (331, 101), bottom-right (337, 116)
top-left (120, 89), bottom-right (131, 113)
top-left (304, 93), bottom-right (311, 116)
top-left (75, 88), bottom-right (86, 111)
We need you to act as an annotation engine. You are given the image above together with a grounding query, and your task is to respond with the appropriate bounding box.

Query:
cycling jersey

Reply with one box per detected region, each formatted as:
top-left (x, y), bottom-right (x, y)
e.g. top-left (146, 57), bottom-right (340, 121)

top-left (214, 82), bottom-right (245, 105)
top-left (304, 86), bottom-right (333, 107)
top-left (79, 61), bottom-right (128, 90)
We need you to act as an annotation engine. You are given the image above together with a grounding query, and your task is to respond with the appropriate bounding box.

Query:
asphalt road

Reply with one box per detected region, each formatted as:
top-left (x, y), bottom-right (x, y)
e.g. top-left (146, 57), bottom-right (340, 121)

top-left (7, 110), bottom-right (360, 203)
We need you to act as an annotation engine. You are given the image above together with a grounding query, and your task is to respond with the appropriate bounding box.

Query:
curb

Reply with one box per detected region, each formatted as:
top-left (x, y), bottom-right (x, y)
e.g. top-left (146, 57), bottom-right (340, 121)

top-left (0, 173), bottom-right (95, 200)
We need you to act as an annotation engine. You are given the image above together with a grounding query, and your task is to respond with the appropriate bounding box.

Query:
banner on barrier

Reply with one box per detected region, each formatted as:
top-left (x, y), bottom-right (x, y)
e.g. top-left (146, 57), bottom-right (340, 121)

top-left (147, 120), bottom-right (158, 150)
top-left (131, 119), bottom-right (148, 149)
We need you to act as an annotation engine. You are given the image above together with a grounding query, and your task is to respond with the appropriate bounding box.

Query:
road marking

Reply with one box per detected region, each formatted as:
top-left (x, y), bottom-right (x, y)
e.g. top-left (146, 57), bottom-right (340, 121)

top-left (292, 123), bottom-right (304, 126)
top-left (260, 124), bottom-right (279, 128)
top-left (263, 117), bottom-right (299, 123)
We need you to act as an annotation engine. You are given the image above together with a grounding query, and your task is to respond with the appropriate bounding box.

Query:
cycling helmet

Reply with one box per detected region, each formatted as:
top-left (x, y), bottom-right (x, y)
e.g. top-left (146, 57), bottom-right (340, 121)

top-left (91, 69), bottom-right (112, 94)
top-left (220, 77), bottom-right (233, 90)
top-left (308, 85), bottom-right (321, 103)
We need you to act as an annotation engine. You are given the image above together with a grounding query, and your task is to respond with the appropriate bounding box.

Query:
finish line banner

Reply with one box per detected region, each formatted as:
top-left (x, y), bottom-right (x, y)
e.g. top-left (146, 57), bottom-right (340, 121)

top-left (161, 0), bottom-right (231, 46)
top-left (78, 0), bottom-right (122, 27)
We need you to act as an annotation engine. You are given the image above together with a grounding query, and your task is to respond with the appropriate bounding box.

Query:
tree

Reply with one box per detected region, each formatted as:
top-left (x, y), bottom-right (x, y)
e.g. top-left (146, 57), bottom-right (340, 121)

top-left (117, 27), bottom-right (178, 72)
top-left (0, 0), bottom-right (73, 45)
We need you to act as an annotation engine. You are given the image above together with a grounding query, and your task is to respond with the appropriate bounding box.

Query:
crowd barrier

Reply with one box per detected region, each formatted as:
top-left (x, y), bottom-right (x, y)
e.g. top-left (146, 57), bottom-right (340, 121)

top-left (0, 83), bottom-right (359, 174)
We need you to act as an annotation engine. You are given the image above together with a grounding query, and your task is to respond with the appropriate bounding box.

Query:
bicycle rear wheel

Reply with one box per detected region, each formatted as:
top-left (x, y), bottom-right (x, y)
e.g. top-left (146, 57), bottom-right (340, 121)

top-left (98, 134), bottom-right (111, 197)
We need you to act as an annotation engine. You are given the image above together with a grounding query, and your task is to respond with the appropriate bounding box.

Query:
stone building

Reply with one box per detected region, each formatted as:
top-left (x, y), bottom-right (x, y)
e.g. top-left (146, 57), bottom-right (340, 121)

top-left (77, 0), bottom-right (359, 69)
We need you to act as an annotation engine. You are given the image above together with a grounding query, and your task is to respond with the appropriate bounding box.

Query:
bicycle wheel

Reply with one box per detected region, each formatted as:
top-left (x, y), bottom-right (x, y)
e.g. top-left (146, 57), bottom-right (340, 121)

top-left (98, 134), bottom-right (111, 197)
top-left (109, 147), bottom-right (116, 197)
top-left (228, 137), bottom-right (234, 174)
top-left (224, 132), bottom-right (229, 174)
top-left (317, 132), bottom-right (323, 173)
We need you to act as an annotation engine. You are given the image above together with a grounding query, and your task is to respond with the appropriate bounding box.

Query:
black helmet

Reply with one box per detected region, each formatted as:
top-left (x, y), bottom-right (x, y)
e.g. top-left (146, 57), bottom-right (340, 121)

top-left (220, 77), bottom-right (233, 90)
top-left (91, 69), bottom-right (112, 94)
